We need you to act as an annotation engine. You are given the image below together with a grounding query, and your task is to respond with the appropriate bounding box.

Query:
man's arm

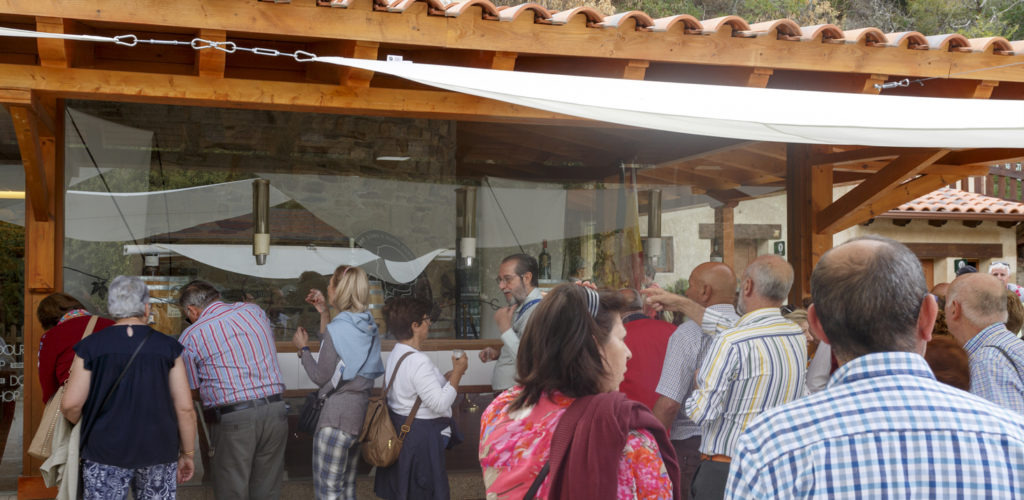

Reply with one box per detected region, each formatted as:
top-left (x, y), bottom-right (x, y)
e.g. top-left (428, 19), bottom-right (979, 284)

top-left (969, 348), bottom-right (1024, 414)
top-left (652, 396), bottom-right (681, 431)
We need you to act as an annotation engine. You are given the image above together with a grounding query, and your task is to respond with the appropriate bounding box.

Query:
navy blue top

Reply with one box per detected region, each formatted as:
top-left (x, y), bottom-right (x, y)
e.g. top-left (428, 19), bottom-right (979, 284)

top-left (75, 324), bottom-right (184, 468)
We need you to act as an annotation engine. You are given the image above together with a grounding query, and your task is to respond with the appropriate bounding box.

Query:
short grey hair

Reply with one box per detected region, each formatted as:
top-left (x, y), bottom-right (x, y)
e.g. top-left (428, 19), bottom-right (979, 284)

top-left (948, 274), bottom-right (1009, 327)
top-left (178, 280), bottom-right (221, 311)
top-left (107, 275), bottom-right (150, 319)
top-left (811, 235), bottom-right (923, 360)
top-left (746, 255), bottom-right (793, 302)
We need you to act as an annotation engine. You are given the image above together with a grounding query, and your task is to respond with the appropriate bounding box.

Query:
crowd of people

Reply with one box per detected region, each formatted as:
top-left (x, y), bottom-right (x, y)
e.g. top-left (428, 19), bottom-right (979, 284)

top-left (33, 237), bottom-right (1024, 499)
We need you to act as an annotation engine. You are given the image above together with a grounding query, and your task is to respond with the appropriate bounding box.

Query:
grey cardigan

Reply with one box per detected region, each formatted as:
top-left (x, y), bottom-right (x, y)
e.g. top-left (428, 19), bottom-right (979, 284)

top-left (300, 334), bottom-right (374, 436)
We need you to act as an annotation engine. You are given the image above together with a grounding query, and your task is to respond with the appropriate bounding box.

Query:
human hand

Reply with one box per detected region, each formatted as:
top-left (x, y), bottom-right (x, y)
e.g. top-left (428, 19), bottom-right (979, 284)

top-left (479, 346), bottom-right (499, 362)
top-left (177, 455), bottom-right (195, 483)
top-left (641, 287), bottom-right (687, 313)
top-left (292, 327), bottom-right (309, 350)
top-left (494, 306), bottom-right (515, 332)
top-left (305, 289), bottom-right (327, 313)
top-left (452, 352), bottom-right (469, 375)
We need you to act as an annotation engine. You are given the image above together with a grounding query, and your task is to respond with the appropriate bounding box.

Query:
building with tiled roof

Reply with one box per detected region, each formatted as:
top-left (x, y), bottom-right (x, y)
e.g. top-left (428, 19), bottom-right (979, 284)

top-left (3, 1), bottom-right (1024, 495)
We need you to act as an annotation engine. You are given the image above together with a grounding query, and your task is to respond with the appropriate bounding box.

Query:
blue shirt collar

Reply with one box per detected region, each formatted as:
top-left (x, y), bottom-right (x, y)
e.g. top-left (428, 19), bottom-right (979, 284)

top-left (963, 323), bottom-right (1010, 355)
top-left (827, 351), bottom-right (935, 389)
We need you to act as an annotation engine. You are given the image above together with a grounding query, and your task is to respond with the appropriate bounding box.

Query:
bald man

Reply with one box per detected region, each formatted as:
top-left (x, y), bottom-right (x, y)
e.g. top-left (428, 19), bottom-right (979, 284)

top-left (648, 256), bottom-right (805, 499)
top-left (947, 273), bottom-right (1024, 415)
top-left (651, 262), bottom-right (739, 500)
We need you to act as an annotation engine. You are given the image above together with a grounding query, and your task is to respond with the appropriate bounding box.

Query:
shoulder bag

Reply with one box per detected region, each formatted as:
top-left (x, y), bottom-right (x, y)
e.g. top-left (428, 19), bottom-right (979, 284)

top-left (298, 379), bottom-right (344, 435)
top-left (28, 316), bottom-right (99, 460)
top-left (359, 351), bottom-right (422, 468)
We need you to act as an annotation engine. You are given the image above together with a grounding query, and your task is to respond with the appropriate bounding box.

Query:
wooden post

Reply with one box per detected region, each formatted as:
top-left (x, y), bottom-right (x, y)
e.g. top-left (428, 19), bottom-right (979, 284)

top-left (8, 93), bottom-right (63, 494)
top-left (786, 144), bottom-right (832, 305)
top-left (714, 203), bottom-right (737, 271)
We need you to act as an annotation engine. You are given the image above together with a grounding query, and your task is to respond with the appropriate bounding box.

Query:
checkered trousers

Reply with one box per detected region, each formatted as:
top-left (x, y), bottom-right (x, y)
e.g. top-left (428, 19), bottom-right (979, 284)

top-left (313, 427), bottom-right (360, 500)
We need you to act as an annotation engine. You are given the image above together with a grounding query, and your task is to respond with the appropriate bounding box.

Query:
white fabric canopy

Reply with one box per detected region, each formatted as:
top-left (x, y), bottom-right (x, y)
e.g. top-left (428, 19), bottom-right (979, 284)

top-left (60, 180), bottom-right (290, 242)
top-left (127, 244), bottom-right (449, 282)
top-left (315, 56), bottom-right (1024, 148)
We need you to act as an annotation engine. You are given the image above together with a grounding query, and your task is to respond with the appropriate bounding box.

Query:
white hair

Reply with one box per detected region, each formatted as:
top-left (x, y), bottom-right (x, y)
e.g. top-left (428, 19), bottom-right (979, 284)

top-left (989, 262), bottom-right (1011, 273)
top-left (107, 275), bottom-right (150, 319)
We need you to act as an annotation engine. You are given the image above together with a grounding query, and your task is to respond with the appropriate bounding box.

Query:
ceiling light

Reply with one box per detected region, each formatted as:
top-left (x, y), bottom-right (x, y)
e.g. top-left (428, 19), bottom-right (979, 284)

top-left (376, 156), bottom-right (411, 162)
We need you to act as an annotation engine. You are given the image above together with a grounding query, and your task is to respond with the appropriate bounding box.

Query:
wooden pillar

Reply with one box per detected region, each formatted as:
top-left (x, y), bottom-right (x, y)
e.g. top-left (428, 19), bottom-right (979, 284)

top-left (786, 144), bottom-right (832, 305)
top-left (713, 203), bottom-right (737, 271)
top-left (5, 92), bottom-right (63, 496)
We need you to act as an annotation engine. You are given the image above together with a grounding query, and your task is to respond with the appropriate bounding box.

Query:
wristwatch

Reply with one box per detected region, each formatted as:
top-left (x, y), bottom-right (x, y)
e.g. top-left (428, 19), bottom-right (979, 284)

top-left (297, 346), bottom-right (310, 358)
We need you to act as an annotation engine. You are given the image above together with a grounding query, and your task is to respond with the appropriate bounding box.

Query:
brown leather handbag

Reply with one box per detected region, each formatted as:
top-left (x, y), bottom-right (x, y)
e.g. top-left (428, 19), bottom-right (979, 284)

top-left (359, 351), bottom-right (421, 468)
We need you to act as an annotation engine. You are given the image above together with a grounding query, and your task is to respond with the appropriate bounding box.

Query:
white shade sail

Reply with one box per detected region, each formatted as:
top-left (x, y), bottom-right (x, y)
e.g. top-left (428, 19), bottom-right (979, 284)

top-left (315, 56), bottom-right (1024, 148)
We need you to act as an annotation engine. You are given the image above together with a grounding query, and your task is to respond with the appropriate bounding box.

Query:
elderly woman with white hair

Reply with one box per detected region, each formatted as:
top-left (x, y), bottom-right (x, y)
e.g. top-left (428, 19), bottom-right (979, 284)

top-left (63, 276), bottom-right (196, 500)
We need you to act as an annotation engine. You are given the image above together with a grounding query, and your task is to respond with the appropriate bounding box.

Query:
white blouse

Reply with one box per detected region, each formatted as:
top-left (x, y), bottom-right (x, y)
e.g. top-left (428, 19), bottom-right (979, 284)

top-left (385, 343), bottom-right (457, 427)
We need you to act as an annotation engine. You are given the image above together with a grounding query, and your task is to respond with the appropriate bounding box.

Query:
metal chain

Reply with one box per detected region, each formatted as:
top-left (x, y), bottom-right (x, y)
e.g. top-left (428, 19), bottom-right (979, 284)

top-left (114, 34), bottom-right (318, 62)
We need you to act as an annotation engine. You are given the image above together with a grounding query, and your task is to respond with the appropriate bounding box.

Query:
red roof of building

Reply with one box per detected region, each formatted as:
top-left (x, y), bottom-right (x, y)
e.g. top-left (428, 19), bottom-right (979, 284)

top-left (883, 187), bottom-right (1024, 219)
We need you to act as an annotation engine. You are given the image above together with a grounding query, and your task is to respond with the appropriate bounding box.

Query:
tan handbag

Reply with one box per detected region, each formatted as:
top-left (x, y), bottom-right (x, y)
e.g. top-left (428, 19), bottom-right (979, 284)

top-left (28, 315), bottom-right (99, 460)
top-left (359, 351), bottom-right (421, 468)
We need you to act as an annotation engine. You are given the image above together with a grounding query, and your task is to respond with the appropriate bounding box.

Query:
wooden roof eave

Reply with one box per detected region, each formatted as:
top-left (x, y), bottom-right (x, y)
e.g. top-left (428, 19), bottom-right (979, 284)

top-left (875, 211), bottom-right (1024, 221)
top-left (9, 0), bottom-right (1024, 84)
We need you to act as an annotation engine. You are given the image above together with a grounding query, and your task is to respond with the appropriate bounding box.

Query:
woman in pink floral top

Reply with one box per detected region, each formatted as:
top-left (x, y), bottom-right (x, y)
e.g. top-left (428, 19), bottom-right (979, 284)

top-left (479, 285), bottom-right (679, 499)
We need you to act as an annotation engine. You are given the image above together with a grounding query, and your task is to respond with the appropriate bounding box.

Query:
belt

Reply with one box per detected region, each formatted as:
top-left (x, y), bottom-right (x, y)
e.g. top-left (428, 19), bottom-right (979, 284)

top-left (700, 453), bottom-right (732, 463)
top-left (203, 394), bottom-right (282, 423)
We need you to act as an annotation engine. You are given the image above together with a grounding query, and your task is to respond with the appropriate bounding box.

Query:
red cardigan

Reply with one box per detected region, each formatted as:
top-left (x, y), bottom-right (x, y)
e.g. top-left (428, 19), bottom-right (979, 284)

top-left (37, 315), bottom-right (114, 403)
top-left (548, 391), bottom-right (682, 499)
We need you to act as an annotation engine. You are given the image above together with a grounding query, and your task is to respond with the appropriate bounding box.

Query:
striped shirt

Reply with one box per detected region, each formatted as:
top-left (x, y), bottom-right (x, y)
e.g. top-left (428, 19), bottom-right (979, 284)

top-left (180, 301), bottom-right (285, 408)
top-left (725, 352), bottom-right (1024, 499)
top-left (655, 303), bottom-right (739, 440)
top-left (964, 322), bottom-right (1024, 415)
top-left (684, 307), bottom-right (805, 456)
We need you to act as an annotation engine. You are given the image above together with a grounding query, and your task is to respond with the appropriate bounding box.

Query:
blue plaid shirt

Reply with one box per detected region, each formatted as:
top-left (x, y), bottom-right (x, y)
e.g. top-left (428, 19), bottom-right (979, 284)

top-left (726, 352), bottom-right (1024, 499)
top-left (964, 323), bottom-right (1024, 415)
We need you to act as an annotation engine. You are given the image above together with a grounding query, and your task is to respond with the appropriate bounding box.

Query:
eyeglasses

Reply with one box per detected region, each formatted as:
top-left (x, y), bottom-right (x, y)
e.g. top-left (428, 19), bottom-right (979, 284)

top-left (495, 274), bottom-right (523, 286)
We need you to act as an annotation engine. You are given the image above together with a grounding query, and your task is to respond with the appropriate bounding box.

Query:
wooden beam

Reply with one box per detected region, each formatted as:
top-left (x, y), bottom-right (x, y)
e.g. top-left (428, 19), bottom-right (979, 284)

top-left (817, 149), bottom-right (950, 234)
top-left (490, 51), bottom-right (518, 71)
top-left (20, 96), bottom-right (64, 484)
top-left (787, 143), bottom-right (832, 304)
top-left (715, 203), bottom-right (737, 270)
top-left (904, 242), bottom-right (1002, 259)
top-left (746, 67), bottom-right (773, 88)
top-left (339, 40), bottom-right (379, 87)
top-left (196, 29), bottom-right (227, 78)
top-left (4, 104), bottom-right (49, 221)
top-left (809, 146), bottom-right (903, 166)
top-left (971, 80), bottom-right (999, 99)
top-left (862, 74), bottom-right (888, 94)
top-left (35, 17), bottom-right (75, 69)
top-left (942, 149), bottom-right (1024, 166)
top-left (838, 173), bottom-right (967, 231)
top-left (623, 60), bottom-right (649, 80)
top-left (0, 63), bottom-right (587, 124)
top-left (15, 0), bottom-right (1024, 83)
top-left (699, 223), bottom-right (782, 240)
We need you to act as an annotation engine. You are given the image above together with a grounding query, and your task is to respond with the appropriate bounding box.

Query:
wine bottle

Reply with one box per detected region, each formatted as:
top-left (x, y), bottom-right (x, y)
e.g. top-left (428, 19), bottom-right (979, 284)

top-left (539, 240), bottom-right (552, 280)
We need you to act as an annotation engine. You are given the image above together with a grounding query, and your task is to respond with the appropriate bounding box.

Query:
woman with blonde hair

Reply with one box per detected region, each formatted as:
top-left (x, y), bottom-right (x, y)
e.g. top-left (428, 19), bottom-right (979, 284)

top-left (292, 265), bottom-right (385, 499)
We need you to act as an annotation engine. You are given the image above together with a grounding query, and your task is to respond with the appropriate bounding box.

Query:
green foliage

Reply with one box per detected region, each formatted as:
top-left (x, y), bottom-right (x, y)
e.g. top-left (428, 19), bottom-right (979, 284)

top-left (0, 222), bottom-right (24, 329)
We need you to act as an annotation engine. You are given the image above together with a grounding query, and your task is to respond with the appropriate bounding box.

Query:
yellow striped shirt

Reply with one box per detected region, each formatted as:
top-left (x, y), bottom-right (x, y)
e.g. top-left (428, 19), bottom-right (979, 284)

top-left (684, 307), bottom-right (806, 456)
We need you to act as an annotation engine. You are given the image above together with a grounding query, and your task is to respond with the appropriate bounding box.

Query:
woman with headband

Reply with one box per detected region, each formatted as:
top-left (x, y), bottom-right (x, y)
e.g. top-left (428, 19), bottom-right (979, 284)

top-left (479, 284), bottom-right (680, 499)
top-left (292, 265), bottom-right (385, 500)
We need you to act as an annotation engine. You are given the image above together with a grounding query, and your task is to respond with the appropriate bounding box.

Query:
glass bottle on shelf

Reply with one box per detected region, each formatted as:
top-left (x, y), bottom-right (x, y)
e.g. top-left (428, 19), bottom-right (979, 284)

top-left (538, 240), bottom-right (552, 280)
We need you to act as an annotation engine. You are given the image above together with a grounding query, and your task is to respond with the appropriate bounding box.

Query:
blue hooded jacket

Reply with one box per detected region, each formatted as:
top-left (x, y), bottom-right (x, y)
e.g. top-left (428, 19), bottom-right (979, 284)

top-left (327, 310), bottom-right (385, 382)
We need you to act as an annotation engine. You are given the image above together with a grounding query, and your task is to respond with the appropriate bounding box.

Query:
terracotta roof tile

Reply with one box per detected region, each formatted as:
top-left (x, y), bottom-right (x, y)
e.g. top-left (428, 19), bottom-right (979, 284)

top-left (893, 187), bottom-right (1024, 215)
top-left (308, 0), bottom-right (1024, 54)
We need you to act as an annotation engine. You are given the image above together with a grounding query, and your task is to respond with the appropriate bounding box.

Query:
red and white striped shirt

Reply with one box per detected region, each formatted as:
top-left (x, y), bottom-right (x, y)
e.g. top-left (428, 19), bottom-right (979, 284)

top-left (180, 301), bottom-right (285, 408)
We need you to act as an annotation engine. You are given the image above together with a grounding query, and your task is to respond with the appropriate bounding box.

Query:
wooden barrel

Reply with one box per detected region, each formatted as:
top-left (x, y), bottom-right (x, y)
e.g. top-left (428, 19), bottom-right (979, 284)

top-left (368, 280), bottom-right (387, 335)
top-left (142, 276), bottom-right (191, 336)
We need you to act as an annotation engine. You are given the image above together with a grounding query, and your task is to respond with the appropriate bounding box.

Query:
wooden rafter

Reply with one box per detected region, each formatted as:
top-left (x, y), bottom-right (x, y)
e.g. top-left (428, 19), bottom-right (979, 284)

top-left (840, 173), bottom-right (967, 229)
top-left (196, 29), bottom-right (226, 78)
top-left (35, 17), bottom-right (74, 68)
top-left (817, 148), bottom-right (950, 234)
top-left (0, 63), bottom-right (585, 124)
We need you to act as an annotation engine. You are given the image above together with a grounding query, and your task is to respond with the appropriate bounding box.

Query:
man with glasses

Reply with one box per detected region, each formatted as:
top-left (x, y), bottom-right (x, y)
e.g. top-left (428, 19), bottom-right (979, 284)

top-left (989, 261), bottom-right (1024, 302)
top-left (478, 254), bottom-right (543, 392)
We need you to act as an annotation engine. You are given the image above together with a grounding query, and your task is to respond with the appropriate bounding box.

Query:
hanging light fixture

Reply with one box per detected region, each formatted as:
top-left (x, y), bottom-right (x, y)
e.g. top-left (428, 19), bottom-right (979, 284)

top-left (458, 186), bottom-right (478, 267)
top-left (253, 179), bottom-right (270, 265)
top-left (646, 189), bottom-right (662, 268)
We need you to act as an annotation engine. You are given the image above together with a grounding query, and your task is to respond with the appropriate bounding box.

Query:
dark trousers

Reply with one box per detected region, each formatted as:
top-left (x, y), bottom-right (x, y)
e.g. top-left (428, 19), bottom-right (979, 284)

top-left (672, 437), bottom-right (701, 500)
top-left (690, 459), bottom-right (730, 500)
top-left (210, 400), bottom-right (288, 500)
